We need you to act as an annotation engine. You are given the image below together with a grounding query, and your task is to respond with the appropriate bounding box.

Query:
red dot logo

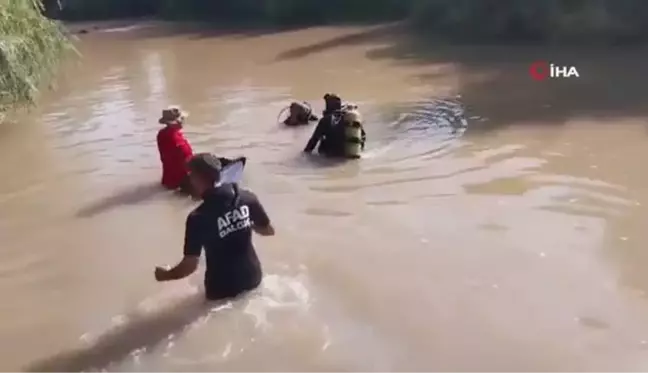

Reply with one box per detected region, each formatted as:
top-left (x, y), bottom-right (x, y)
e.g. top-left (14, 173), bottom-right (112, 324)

top-left (529, 61), bottom-right (549, 81)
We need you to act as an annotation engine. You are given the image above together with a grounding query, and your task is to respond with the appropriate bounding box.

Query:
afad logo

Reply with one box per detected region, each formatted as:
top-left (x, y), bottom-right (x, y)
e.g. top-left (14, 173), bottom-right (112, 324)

top-left (529, 61), bottom-right (580, 81)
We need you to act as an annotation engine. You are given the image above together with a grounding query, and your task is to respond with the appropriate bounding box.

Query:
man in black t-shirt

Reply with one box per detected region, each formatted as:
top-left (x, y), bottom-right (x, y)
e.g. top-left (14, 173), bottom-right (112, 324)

top-left (154, 153), bottom-right (275, 301)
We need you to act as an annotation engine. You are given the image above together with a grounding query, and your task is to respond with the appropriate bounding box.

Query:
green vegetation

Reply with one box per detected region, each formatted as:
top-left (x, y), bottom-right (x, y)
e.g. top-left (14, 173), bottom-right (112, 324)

top-left (409, 0), bottom-right (648, 43)
top-left (0, 0), bottom-right (72, 120)
top-left (51, 0), bottom-right (648, 44)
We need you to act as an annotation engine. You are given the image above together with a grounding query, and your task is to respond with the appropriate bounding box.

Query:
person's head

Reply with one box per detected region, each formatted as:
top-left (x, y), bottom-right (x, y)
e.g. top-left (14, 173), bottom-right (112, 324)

top-left (158, 106), bottom-right (189, 128)
top-left (288, 102), bottom-right (304, 120)
top-left (323, 93), bottom-right (342, 115)
top-left (187, 153), bottom-right (222, 197)
top-left (287, 101), bottom-right (312, 123)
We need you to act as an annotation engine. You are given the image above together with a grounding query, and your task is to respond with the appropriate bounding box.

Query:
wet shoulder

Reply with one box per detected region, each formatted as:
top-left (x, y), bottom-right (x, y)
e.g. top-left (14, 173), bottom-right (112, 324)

top-left (188, 202), bottom-right (208, 221)
top-left (237, 188), bottom-right (259, 206)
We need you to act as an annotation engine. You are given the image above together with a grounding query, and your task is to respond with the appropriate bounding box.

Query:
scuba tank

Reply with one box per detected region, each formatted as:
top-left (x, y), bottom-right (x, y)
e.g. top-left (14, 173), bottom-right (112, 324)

top-left (341, 106), bottom-right (363, 159)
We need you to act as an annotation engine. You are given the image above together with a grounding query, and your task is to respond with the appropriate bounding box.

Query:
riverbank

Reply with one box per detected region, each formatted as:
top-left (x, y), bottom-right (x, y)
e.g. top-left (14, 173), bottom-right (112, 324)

top-left (62, 17), bottom-right (154, 34)
top-left (53, 0), bottom-right (648, 44)
top-left (61, 17), bottom-right (404, 37)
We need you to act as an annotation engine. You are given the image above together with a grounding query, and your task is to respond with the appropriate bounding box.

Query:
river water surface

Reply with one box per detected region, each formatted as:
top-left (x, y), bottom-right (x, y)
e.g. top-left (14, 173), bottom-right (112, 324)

top-left (2, 22), bottom-right (648, 371)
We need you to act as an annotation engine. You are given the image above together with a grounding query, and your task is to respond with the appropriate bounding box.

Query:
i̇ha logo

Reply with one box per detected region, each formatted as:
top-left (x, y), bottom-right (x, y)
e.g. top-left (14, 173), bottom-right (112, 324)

top-left (529, 61), bottom-right (580, 81)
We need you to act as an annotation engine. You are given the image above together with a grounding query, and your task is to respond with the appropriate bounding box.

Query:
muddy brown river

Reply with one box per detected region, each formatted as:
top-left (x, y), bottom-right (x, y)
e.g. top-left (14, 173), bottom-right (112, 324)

top-left (2, 22), bottom-right (648, 371)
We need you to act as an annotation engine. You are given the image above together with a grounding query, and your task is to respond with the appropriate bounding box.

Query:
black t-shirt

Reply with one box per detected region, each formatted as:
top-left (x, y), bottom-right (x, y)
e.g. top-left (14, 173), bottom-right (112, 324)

top-left (183, 183), bottom-right (270, 299)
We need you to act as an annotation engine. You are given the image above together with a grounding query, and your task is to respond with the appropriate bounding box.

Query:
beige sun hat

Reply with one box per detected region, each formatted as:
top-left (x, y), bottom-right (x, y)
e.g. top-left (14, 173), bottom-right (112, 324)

top-left (158, 105), bottom-right (189, 124)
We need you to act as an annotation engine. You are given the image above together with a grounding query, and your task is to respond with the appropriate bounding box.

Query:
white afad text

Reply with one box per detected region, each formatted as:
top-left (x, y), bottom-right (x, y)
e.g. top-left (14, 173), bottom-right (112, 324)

top-left (217, 205), bottom-right (251, 238)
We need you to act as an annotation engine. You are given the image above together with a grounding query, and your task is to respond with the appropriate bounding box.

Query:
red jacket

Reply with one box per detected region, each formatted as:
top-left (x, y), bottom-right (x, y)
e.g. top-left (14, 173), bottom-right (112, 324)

top-left (157, 125), bottom-right (194, 189)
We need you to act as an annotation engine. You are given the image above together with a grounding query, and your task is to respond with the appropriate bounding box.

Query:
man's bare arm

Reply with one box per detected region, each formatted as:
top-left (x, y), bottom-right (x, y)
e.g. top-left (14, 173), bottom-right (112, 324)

top-left (155, 255), bottom-right (199, 281)
top-left (253, 224), bottom-right (275, 236)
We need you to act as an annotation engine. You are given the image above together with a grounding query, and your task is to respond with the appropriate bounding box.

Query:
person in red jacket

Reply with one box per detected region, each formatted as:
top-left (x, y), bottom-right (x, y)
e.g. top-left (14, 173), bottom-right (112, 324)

top-left (157, 106), bottom-right (194, 193)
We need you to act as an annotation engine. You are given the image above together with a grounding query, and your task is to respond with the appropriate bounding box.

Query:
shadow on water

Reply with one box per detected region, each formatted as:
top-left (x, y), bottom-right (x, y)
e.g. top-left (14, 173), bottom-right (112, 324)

top-left (75, 182), bottom-right (174, 218)
top-left (274, 23), bottom-right (403, 61)
top-left (272, 24), bottom-right (648, 132)
top-left (24, 293), bottom-right (215, 372)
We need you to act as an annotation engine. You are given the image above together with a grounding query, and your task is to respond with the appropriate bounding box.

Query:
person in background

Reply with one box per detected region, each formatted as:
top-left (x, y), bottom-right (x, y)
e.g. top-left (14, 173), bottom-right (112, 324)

top-left (283, 101), bottom-right (318, 126)
top-left (303, 94), bottom-right (366, 158)
top-left (154, 153), bottom-right (275, 301)
top-left (303, 94), bottom-right (342, 156)
top-left (157, 106), bottom-right (194, 193)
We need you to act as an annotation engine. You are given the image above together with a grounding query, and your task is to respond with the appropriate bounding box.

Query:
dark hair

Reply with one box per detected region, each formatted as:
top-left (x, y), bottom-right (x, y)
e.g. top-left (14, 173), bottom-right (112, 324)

top-left (323, 93), bottom-right (342, 115)
top-left (187, 153), bottom-right (222, 184)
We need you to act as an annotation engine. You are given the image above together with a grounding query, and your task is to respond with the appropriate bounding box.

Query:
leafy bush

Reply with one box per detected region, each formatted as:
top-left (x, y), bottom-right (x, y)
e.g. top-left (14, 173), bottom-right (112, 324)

top-left (0, 0), bottom-right (73, 119)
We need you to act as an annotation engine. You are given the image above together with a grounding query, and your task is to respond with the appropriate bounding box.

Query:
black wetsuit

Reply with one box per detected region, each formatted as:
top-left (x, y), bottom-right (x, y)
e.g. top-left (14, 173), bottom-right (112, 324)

top-left (303, 114), bottom-right (366, 158)
top-left (183, 183), bottom-right (271, 300)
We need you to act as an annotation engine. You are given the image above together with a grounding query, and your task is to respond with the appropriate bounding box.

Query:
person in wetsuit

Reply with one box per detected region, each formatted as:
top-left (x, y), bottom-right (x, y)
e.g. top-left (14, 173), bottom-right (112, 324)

top-left (303, 94), bottom-right (366, 158)
top-left (154, 153), bottom-right (275, 301)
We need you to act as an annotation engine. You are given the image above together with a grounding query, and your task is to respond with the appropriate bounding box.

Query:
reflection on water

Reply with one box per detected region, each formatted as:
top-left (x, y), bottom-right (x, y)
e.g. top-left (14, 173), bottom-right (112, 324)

top-left (1, 22), bottom-right (648, 371)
